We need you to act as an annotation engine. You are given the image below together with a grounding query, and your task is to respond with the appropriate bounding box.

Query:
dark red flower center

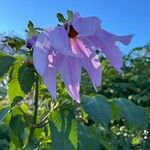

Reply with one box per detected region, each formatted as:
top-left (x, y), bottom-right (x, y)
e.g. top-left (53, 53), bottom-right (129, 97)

top-left (66, 25), bottom-right (79, 38)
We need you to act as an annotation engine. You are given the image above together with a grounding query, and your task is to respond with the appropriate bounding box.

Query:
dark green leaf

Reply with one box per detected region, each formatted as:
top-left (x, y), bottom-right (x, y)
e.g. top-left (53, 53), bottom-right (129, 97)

top-left (78, 124), bottom-right (100, 150)
top-left (28, 20), bottom-right (34, 31)
top-left (18, 66), bottom-right (35, 94)
top-left (11, 96), bottom-right (23, 107)
top-left (113, 98), bottom-right (147, 129)
top-left (9, 115), bottom-right (26, 145)
top-left (0, 55), bottom-right (16, 78)
top-left (81, 95), bottom-right (112, 126)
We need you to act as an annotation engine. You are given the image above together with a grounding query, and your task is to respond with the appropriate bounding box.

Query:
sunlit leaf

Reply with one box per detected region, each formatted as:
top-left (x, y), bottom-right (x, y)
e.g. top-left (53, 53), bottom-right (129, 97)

top-left (49, 109), bottom-right (78, 150)
top-left (8, 57), bottom-right (25, 101)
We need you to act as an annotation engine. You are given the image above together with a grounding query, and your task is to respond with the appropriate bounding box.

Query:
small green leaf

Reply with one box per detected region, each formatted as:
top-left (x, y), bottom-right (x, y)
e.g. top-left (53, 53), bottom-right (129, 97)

top-left (28, 20), bottom-right (34, 31)
top-left (11, 96), bottom-right (23, 107)
top-left (0, 55), bottom-right (16, 78)
top-left (57, 13), bottom-right (67, 23)
top-left (67, 10), bottom-right (74, 21)
top-left (81, 94), bottom-right (112, 126)
top-left (18, 66), bottom-right (35, 94)
top-left (0, 107), bottom-right (10, 123)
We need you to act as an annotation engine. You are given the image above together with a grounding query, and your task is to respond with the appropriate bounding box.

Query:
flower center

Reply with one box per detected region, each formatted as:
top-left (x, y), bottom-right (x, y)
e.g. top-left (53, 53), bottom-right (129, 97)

top-left (67, 25), bottom-right (79, 38)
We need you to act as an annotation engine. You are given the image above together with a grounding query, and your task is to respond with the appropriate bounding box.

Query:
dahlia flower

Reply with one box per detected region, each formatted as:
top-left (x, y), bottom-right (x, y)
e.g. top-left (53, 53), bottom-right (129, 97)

top-left (33, 12), bottom-right (133, 102)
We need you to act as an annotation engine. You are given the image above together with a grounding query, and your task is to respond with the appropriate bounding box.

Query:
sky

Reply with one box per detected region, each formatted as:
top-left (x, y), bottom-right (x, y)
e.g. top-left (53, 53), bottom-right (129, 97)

top-left (0, 0), bottom-right (150, 54)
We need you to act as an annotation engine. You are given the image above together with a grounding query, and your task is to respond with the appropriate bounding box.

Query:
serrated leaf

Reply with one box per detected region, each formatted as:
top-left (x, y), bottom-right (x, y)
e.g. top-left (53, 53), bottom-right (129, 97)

top-left (88, 126), bottom-right (115, 150)
top-left (9, 128), bottom-right (22, 148)
top-left (49, 110), bottom-right (77, 150)
top-left (78, 124), bottom-right (100, 150)
top-left (24, 136), bottom-right (40, 150)
top-left (113, 98), bottom-right (147, 129)
top-left (9, 115), bottom-right (26, 146)
top-left (81, 95), bottom-right (112, 126)
top-left (0, 55), bottom-right (16, 78)
top-left (0, 107), bottom-right (10, 122)
top-left (18, 66), bottom-right (35, 94)
top-left (8, 57), bottom-right (25, 101)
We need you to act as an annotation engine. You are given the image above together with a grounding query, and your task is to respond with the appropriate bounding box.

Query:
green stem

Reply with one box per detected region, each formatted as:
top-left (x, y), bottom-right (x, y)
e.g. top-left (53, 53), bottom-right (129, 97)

top-left (28, 76), bottom-right (39, 144)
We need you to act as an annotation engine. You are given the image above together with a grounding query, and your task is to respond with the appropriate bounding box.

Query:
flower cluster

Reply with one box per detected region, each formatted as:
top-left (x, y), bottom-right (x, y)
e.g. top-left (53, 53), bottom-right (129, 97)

top-left (33, 12), bottom-right (133, 102)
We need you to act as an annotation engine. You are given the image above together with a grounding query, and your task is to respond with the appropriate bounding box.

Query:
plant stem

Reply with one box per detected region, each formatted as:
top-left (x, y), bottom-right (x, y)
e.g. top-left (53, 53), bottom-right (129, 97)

top-left (28, 76), bottom-right (39, 144)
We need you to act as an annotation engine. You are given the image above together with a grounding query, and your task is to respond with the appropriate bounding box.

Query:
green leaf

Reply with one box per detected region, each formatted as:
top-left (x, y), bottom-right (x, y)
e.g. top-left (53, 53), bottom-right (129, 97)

top-left (8, 57), bottom-right (25, 101)
top-left (0, 107), bottom-right (10, 123)
top-left (24, 137), bottom-right (40, 150)
top-left (88, 126), bottom-right (115, 150)
top-left (9, 115), bottom-right (26, 146)
top-left (28, 20), bottom-right (34, 31)
top-left (113, 98), bottom-right (147, 129)
top-left (67, 10), bottom-right (74, 21)
top-left (81, 95), bottom-right (112, 126)
top-left (49, 110), bottom-right (78, 150)
top-left (18, 66), bottom-right (35, 94)
top-left (57, 13), bottom-right (67, 23)
top-left (144, 107), bottom-right (150, 119)
top-left (109, 100), bottom-right (120, 120)
top-left (0, 55), bottom-right (16, 78)
top-left (78, 124), bottom-right (100, 150)
top-left (11, 96), bottom-right (23, 107)
top-left (9, 126), bottom-right (22, 148)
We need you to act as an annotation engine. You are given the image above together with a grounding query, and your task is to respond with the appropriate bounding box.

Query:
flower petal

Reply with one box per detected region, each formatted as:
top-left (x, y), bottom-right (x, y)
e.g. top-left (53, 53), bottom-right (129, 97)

top-left (48, 26), bottom-right (77, 57)
top-left (42, 49), bottom-right (62, 99)
top-left (70, 38), bottom-right (91, 58)
top-left (82, 52), bottom-right (102, 90)
top-left (59, 56), bottom-right (82, 102)
top-left (85, 29), bottom-right (133, 71)
top-left (72, 38), bottom-right (102, 90)
top-left (98, 29), bottom-right (133, 45)
top-left (72, 13), bottom-right (101, 36)
top-left (33, 31), bottom-right (50, 76)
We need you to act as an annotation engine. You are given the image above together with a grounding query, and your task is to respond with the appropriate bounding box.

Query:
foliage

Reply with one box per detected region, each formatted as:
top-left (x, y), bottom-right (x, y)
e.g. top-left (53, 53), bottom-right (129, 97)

top-left (0, 21), bottom-right (150, 150)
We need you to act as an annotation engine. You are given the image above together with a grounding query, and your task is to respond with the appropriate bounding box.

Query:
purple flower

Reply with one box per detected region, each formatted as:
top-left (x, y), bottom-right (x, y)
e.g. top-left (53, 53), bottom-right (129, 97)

top-left (33, 12), bottom-right (133, 102)
top-left (26, 36), bottom-right (37, 49)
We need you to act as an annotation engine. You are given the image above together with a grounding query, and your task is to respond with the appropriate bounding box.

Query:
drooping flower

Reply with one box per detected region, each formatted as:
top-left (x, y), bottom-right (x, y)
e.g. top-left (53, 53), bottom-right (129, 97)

top-left (33, 12), bottom-right (133, 102)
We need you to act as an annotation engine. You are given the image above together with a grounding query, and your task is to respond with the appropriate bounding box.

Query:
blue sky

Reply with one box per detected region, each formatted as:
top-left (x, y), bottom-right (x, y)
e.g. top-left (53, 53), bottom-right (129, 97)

top-left (0, 0), bottom-right (150, 53)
